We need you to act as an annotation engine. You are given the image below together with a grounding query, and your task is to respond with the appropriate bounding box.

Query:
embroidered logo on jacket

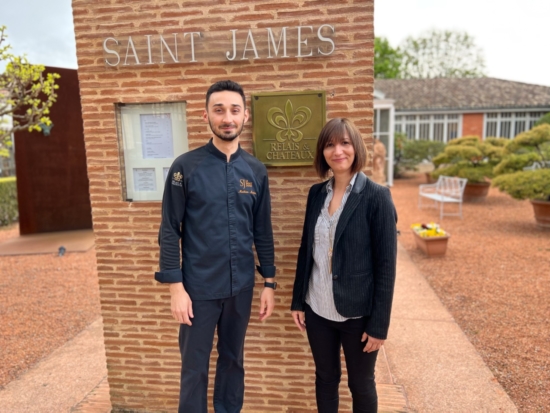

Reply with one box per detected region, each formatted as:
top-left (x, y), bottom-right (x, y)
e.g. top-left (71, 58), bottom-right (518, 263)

top-left (172, 172), bottom-right (183, 187)
top-left (239, 179), bottom-right (256, 195)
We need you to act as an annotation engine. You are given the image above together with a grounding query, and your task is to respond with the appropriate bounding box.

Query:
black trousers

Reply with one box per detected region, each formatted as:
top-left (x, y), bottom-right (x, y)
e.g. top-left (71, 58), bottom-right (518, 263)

top-left (305, 304), bottom-right (379, 413)
top-left (178, 288), bottom-right (253, 413)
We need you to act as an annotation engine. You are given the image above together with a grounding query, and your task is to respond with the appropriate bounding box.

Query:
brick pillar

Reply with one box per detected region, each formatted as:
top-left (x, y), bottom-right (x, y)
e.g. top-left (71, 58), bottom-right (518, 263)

top-left (72, 1), bottom-right (374, 411)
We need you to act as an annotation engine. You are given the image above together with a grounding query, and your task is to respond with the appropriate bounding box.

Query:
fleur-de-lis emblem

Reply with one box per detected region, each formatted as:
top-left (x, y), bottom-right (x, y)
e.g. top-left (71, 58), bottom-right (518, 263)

top-left (267, 100), bottom-right (312, 143)
top-left (173, 172), bottom-right (183, 182)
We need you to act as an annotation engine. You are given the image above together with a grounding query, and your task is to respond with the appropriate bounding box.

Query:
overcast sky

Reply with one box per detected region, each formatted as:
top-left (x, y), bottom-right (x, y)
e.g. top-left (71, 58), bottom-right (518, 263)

top-left (1, 0), bottom-right (549, 86)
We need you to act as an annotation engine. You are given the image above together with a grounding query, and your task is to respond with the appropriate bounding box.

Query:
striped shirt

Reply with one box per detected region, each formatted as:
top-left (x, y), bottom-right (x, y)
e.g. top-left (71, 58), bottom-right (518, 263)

top-left (305, 173), bottom-right (360, 322)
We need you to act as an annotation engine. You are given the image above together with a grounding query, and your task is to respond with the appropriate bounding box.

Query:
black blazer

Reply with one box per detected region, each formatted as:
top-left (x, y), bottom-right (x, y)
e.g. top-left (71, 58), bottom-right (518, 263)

top-left (291, 172), bottom-right (398, 340)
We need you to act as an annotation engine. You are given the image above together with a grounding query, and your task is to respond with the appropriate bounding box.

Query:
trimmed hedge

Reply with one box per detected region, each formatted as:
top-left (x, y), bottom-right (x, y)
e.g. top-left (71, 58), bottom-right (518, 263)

top-left (0, 177), bottom-right (18, 226)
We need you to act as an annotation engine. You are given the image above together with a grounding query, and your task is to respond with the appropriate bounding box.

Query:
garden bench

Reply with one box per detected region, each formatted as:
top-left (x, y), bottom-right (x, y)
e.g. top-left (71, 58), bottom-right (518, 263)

top-left (418, 175), bottom-right (468, 220)
top-left (523, 161), bottom-right (550, 171)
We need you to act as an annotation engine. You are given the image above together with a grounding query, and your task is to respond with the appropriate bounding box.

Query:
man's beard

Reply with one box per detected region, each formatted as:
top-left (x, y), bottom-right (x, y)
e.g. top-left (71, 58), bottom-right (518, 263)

top-left (209, 120), bottom-right (244, 142)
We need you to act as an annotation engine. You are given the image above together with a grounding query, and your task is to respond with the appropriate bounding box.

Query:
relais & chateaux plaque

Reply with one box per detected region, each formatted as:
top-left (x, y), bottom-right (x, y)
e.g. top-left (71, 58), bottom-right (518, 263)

top-left (251, 91), bottom-right (326, 166)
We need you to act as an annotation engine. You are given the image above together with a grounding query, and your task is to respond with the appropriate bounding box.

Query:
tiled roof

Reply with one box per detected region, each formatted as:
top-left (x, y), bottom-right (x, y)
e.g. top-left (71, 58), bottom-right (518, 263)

top-left (374, 78), bottom-right (550, 111)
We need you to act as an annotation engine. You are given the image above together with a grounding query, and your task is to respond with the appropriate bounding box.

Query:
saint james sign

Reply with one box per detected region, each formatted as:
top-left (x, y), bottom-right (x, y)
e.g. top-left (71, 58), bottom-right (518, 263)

top-left (102, 25), bottom-right (339, 67)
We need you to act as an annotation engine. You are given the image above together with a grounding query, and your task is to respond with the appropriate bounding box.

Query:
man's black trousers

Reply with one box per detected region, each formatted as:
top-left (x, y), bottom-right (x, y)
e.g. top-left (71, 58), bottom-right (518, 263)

top-left (178, 288), bottom-right (253, 413)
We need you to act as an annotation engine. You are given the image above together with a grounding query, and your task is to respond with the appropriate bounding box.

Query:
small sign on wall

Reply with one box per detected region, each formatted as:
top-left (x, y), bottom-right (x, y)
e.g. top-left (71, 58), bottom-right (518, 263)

top-left (251, 91), bottom-right (326, 166)
top-left (115, 102), bottom-right (188, 201)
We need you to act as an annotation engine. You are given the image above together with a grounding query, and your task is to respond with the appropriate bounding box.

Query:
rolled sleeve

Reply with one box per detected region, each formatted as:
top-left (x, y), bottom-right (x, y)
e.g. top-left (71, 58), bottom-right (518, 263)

top-left (154, 268), bottom-right (183, 284)
top-left (256, 264), bottom-right (276, 278)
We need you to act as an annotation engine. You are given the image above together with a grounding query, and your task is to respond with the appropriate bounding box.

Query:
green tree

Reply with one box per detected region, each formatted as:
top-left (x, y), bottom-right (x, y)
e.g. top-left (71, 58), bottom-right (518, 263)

top-left (400, 29), bottom-right (486, 79)
top-left (374, 37), bottom-right (403, 79)
top-left (0, 26), bottom-right (60, 157)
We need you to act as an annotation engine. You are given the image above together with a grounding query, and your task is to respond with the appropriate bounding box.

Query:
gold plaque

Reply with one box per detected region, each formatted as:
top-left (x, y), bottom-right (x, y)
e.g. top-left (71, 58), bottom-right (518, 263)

top-left (251, 91), bottom-right (326, 166)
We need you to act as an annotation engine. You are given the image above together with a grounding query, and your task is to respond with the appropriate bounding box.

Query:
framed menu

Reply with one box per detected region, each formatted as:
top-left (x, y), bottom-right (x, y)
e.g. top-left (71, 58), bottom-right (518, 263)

top-left (116, 102), bottom-right (188, 201)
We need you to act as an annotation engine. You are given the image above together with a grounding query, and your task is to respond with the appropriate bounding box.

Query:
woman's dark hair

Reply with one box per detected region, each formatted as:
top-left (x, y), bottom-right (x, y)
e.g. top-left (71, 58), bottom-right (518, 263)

top-left (314, 118), bottom-right (367, 178)
top-left (206, 80), bottom-right (246, 108)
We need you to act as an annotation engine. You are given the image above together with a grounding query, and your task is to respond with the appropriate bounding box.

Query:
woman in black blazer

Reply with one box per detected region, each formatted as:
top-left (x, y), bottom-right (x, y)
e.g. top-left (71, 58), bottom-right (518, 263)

top-left (291, 118), bottom-right (398, 413)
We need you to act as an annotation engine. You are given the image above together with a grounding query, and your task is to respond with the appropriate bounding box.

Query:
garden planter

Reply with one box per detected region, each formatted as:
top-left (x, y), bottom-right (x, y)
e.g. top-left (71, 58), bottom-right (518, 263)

top-left (530, 200), bottom-right (550, 228)
top-left (412, 230), bottom-right (450, 257)
top-left (463, 181), bottom-right (490, 202)
top-left (425, 172), bottom-right (437, 184)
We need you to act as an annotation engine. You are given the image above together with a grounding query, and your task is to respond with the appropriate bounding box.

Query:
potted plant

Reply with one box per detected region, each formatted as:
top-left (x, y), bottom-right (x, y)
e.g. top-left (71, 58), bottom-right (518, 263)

top-left (492, 124), bottom-right (550, 228)
top-left (410, 222), bottom-right (450, 257)
top-left (431, 136), bottom-right (507, 201)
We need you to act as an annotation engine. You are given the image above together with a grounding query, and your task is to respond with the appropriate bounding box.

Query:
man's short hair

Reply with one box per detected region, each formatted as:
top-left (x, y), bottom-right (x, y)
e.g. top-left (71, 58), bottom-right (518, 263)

top-left (206, 80), bottom-right (246, 108)
top-left (314, 118), bottom-right (368, 179)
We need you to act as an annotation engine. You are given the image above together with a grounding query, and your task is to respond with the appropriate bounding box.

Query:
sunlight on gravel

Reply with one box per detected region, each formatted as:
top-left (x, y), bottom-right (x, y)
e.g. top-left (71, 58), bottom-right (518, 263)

top-left (0, 224), bottom-right (101, 389)
top-left (390, 173), bottom-right (550, 413)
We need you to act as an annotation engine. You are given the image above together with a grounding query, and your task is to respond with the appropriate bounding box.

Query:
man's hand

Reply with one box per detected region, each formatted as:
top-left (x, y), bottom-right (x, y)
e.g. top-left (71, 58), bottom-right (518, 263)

top-left (170, 283), bottom-right (194, 326)
top-left (361, 333), bottom-right (384, 353)
top-left (259, 287), bottom-right (275, 321)
top-left (291, 310), bottom-right (306, 332)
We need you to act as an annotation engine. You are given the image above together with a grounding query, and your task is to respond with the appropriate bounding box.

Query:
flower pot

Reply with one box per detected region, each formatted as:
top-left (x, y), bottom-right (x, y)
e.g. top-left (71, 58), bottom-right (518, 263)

top-left (412, 230), bottom-right (450, 257)
top-left (463, 182), bottom-right (490, 202)
top-left (425, 172), bottom-right (437, 184)
top-left (530, 199), bottom-right (550, 228)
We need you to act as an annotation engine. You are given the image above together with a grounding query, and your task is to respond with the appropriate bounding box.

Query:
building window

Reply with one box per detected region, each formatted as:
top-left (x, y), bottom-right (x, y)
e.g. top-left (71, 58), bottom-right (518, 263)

top-left (394, 114), bottom-right (461, 142)
top-left (484, 111), bottom-right (546, 139)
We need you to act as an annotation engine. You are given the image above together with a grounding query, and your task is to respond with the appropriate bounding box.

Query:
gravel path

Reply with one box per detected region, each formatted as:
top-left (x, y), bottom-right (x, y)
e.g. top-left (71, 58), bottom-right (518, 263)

top-left (0, 224), bottom-right (101, 389)
top-left (390, 173), bottom-right (550, 413)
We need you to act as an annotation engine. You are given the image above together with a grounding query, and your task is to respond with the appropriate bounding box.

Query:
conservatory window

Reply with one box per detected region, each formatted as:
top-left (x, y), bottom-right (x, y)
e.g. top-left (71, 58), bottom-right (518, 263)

top-left (394, 113), bottom-right (462, 142)
top-left (483, 111), bottom-right (546, 139)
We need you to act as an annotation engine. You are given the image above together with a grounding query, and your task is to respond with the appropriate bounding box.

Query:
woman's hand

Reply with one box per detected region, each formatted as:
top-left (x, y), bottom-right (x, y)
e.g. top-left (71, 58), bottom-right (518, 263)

top-left (361, 333), bottom-right (384, 353)
top-left (291, 310), bottom-right (306, 332)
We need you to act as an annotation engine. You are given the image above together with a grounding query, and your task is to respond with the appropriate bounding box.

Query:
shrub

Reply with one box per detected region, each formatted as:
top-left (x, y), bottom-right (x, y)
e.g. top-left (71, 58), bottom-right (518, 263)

top-left (402, 139), bottom-right (446, 165)
top-left (432, 136), bottom-right (505, 183)
top-left (0, 177), bottom-right (18, 226)
top-left (492, 169), bottom-right (550, 201)
top-left (492, 124), bottom-right (550, 201)
top-left (393, 136), bottom-right (446, 177)
top-left (534, 112), bottom-right (550, 127)
top-left (393, 132), bottom-right (414, 177)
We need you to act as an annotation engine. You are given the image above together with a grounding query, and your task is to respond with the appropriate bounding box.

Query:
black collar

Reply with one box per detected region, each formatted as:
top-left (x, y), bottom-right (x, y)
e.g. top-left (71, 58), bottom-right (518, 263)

top-left (206, 138), bottom-right (242, 162)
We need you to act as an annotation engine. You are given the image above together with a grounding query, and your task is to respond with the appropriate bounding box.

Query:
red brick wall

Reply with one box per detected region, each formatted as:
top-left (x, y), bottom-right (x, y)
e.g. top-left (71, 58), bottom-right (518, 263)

top-left (71, 1), bottom-right (374, 411)
top-left (462, 113), bottom-right (484, 138)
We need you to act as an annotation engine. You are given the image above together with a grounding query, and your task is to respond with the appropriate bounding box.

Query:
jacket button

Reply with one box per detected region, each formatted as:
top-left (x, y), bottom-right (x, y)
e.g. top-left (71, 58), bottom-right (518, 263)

top-left (332, 274), bottom-right (338, 280)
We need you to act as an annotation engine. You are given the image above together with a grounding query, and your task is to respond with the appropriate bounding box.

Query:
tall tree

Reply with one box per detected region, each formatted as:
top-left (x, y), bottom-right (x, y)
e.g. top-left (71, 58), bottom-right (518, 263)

top-left (0, 26), bottom-right (60, 157)
top-left (374, 37), bottom-right (403, 79)
top-left (400, 29), bottom-right (486, 79)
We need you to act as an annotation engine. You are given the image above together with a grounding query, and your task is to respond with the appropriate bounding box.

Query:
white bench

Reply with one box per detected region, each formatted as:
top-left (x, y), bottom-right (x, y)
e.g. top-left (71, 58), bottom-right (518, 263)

top-left (418, 176), bottom-right (468, 220)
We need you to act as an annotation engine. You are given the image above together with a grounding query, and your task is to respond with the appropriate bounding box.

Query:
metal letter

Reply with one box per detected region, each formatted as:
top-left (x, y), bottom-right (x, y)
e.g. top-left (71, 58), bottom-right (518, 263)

top-left (103, 37), bottom-right (120, 67)
top-left (145, 35), bottom-right (153, 64)
top-left (242, 29), bottom-right (259, 60)
top-left (123, 36), bottom-right (140, 65)
top-left (226, 29), bottom-right (238, 61)
top-left (160, 34), bottom-right (179, 63)
top-left (184, 32), bottom-right (201, 63)
top-left (317, 25), bottom-right (335, 56)
top-left (266, 27), bottom-right (288, 58)
top-left (297, 26), bottom-right (313, 57)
